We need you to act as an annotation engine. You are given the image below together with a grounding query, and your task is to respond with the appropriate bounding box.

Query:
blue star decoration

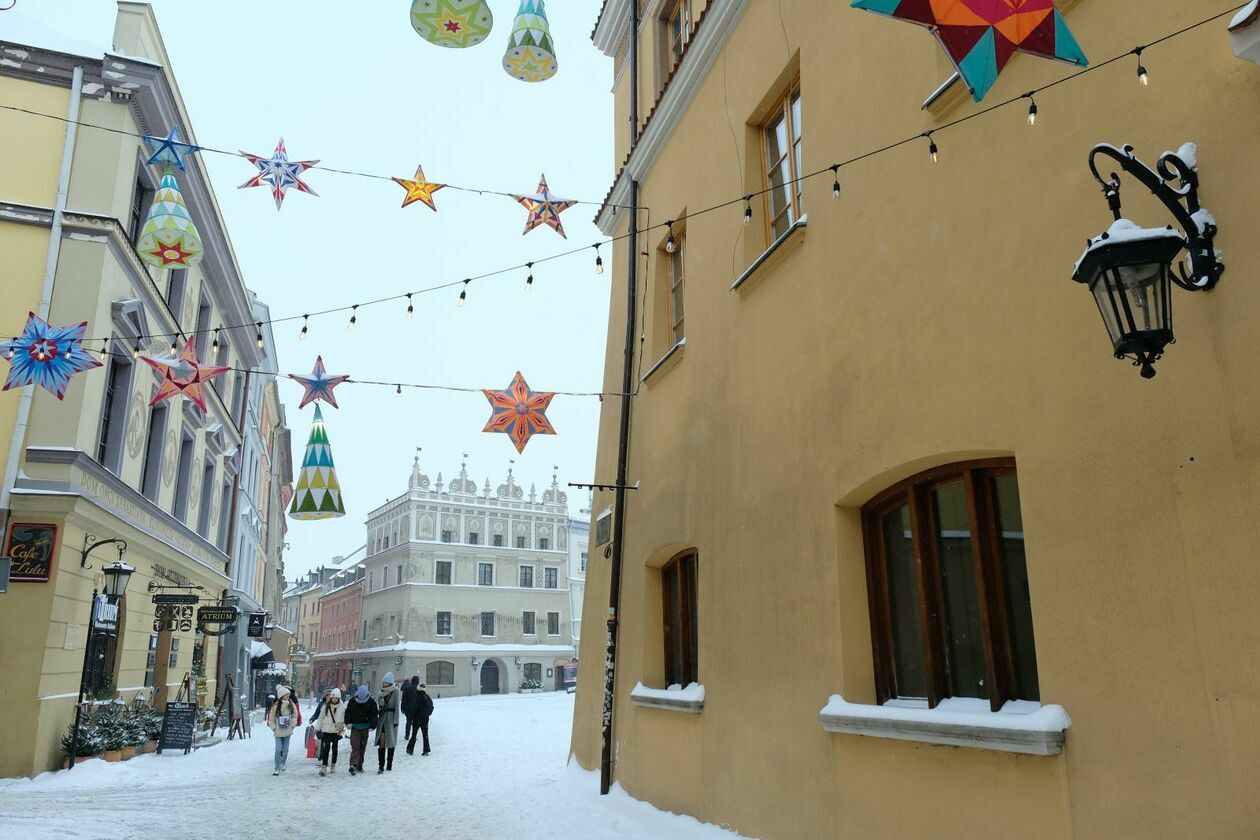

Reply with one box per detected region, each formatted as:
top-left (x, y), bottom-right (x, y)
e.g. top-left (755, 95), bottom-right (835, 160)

top-left (288, 355), bottom-right (350, 410)
top-left (239, 138), bottom-right (319, 210)
top-left (1, 312), bottom-right (102, 400)
top-left (142, 127), bottom-right (202, 171)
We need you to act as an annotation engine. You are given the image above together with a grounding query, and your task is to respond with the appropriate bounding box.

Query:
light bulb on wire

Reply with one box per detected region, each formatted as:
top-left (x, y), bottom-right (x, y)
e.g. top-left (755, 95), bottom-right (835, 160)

top-left (1026, 94), bottom-right (1038, 126)
top-left (348, 305), bottom-right (358, 331)
top-left (211, 328), bottom-right (220, 356)
top-left (98, 341), bottom-right (109, 362)
top-left (299, 315), bottom-right (309, 341)
top-left (255, 322), bottom-right (265, 350)
top-left (742, 197), bottom-right (753, 226)
top-left (831, 165), bottom-right (841, 200)
top-left (923, 132), bottom-right (939, 164)
top-left (406, 293), bottom-right (414, 320)
top-left (4, 340), bottom-right (13, 361)
top-left (524, 263), bottom-right (534, 293)
top-left (396, 384), bottom-right (402, 395)
top-left (1135, 47), bottom-right (1148, 86)
top-left (459, 279), bottom-right (470, 308)
top-left (169, 337), bottom-right (178, 354)
top-left (594, 244), bottom-right (604, 275)
top-left (665, 221), bottom-right (676, 253)
top-left (133, 338), bottom-right (144, 358)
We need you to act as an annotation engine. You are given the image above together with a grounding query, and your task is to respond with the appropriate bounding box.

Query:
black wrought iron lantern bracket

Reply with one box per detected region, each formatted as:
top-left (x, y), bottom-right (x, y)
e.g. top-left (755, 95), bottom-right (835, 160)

top-left (79, 534), bottom-right (127, 570)
top-left (1088, 143), bottom-right (1224, 290)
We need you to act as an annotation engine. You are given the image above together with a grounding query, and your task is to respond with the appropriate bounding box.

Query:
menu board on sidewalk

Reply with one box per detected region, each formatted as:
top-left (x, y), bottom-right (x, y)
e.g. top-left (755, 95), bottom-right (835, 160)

top-left (157, 701), bottom-right (196, 755)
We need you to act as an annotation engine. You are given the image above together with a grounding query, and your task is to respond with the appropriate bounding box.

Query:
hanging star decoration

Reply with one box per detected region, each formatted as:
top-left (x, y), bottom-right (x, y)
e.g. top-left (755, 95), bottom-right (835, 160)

top-left (511, 174), bottom-right (576, 238)
top-left (482, 371), bottom-right (556, 453)
top-left (288, 356), bottom-right (351, 410)
top-left (411, 0), bottom-right (494, 49)
top-left (391, 164), bottom-right (446, 211)
top-left (851, 0), bottom-right (1088, 102)
top-left (0, 312), bottom-right (101, 400)
top-left (239, 138), bottom-right (319, 209)
top-left (141, 338), bottom-right (230, 412)
top-left (142, 126), bottom-right (202, 171)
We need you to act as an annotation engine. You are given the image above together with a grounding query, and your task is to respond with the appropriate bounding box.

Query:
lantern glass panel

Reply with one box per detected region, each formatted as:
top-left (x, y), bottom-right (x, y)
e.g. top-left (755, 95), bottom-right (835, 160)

top-left (102, 561), bottom-right (134, 600)
top-left (1090, 260), bottom-right (1172, 356)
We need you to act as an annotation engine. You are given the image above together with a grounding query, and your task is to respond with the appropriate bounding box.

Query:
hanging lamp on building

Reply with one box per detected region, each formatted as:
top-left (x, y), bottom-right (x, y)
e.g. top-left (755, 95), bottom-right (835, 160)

top-left (289, 405), bottom-right (347, 520)
top-left (502, 0), bottom-right (558, 83)
top-left (137, 166), bottom-right (203, 269)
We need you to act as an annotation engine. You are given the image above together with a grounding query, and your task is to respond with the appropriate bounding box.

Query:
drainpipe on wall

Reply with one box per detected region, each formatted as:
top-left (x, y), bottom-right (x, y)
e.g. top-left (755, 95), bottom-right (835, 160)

top-left (600, 0), bottom-right (642, 797)
top-left (217, 368), bottom-right (252, 717)
top-left (0, 65), bottom-right (84, 533)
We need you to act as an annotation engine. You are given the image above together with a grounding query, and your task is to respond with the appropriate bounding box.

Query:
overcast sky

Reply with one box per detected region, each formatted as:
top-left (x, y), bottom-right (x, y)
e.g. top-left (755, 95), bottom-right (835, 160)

top-left (7, 1), bottom-right (613, 577)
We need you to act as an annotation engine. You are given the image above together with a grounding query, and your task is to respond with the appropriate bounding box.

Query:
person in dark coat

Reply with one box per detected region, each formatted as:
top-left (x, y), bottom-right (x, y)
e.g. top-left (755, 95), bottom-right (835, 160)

top-left (344, 684), bottom-right (378, 775)
top-left (401, 676), bottom-right (420, 755)
top-left (375, 672), bottom-right (401, 773)
top-left (411, 683), bottom-right (434, 756)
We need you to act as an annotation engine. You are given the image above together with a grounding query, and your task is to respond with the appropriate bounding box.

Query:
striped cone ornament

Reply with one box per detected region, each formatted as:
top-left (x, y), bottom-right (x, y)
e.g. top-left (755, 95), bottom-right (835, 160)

top-left (289, 405), bottom-right (347, 521)
top-left (503, 0), bottom-right (557, 83)
top-left (137, 167), bottom-right (203, 269)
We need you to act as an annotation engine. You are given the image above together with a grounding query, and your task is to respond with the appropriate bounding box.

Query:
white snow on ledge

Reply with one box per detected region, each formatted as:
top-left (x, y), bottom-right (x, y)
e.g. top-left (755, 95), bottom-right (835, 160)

top-left (819, 695), bottom-right (1069, 756)
top-left (631, 682), bottom-right (705, 714)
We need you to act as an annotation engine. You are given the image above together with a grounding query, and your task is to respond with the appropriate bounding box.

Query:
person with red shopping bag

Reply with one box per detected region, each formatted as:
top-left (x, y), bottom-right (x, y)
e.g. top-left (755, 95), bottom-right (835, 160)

top-left (266, 685), bottom-right (303, 775)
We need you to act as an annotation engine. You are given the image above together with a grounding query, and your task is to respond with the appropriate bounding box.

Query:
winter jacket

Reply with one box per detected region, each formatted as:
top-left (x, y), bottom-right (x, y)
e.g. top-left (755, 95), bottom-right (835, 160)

top-left (316, 700), bottom-right (346, 735)
top-left (267, 695), bottom-right (302, 738)
top-left (418, 690), bottom-right (434, 720)
top-left (345, 696), bottom-right (378, 730)
top-left (375, 686), bottom-right (401, 748)
top-left (400, 680), bottom-right (418, 717)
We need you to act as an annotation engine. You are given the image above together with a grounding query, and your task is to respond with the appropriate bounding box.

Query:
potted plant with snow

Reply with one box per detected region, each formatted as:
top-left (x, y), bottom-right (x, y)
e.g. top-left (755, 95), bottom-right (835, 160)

top-left (60, 715), bottom-right (104, 768)
top-left (96, 703), bottom-right (128, 762)
top-left (142, 704), bottom-right (163, 753)
top-left (121, 703), bottom-right (146, 759)
top-left (518, 677), bottom-right (544, 694)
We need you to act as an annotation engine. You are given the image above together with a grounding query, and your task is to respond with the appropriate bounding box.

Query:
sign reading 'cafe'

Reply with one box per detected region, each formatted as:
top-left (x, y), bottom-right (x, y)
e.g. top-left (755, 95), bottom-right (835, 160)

top-left (4, 523), bottom-right (58, 583)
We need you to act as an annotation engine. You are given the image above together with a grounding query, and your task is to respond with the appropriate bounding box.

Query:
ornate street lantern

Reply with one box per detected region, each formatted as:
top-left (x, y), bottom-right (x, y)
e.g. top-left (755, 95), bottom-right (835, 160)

top-left (1073, 143), bottom-right (1224, 378)
top-left (101, 561), bottom-right (134, 601)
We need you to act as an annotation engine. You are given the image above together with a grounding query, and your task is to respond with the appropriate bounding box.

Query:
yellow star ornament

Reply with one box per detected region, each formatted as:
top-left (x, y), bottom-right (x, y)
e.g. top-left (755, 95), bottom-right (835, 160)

top-left (391, 165), bottom-right (446, 211)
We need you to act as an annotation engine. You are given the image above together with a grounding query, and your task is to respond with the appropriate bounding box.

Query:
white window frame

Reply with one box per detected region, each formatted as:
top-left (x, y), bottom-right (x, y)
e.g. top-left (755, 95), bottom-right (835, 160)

top-left (547, 611), bottom-right (561, 637)
top-left (436, 610), bottom-right (452, 637)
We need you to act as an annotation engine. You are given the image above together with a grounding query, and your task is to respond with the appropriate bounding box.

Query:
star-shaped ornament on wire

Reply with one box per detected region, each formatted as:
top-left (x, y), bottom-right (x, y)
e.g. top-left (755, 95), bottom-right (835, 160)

top-left (288, 356), bottom-right (351, 410)
top-left (1, 312), bottom-right (102, 400)
top-left (511, 174), bottom-right (576, 238)
top-left (239, 138), bottom-right (319, 209)
top-left (141, 338), bottom-right (231, 412)
top-left (143, 127), bottom-right (202, 171)
top-left (851, 0), bottom-right (1088, 102)
top-left (482, 371), bottom-right (556, 454)
top-left (392, 165), bottom-right (446, 211)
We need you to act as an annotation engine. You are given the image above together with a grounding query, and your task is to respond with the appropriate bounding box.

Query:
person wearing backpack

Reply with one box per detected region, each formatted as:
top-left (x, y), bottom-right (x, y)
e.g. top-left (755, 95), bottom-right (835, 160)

top-left (266, 685), bottom-right (303, 776)
top-left (411, 682), bottom-right (434, 756)
top-left (344, 684), bottom-right (377, 775)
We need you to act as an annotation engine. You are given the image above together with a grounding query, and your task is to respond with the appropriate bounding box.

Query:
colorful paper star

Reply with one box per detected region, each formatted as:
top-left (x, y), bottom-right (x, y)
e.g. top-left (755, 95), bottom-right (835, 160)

top-left (288, 356), bottom-right (351, 410)
top-left (851, 0), bottom-right (1088, 102)
top-left (511, 174), bottom-right (576, 238)
top-left (239, 139), bottom-right (319, 210)
top-left (143, 127), bottom-right (202, 171)
top-left (482, 371), bottom-right (556, 453)
top-left (141, 339), bottom-right (230, 412)
top-left (1, 312), bottom-right (101, 400)
top-left (144, 234), bottom-right (197, 267)
top-left (410, 0), bottom-right (495, 49)
top-left (391, 165), bottom-right (446, 211)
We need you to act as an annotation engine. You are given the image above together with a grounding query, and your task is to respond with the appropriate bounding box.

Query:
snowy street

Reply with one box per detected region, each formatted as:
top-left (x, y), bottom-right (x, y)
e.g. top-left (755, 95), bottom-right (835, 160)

top-left (0, 693), bottom-right (747, 839)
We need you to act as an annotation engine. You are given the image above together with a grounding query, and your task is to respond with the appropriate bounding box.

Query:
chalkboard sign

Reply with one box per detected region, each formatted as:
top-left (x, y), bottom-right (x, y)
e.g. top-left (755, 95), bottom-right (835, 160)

top-left (157, 701), bottom-right (196, 755)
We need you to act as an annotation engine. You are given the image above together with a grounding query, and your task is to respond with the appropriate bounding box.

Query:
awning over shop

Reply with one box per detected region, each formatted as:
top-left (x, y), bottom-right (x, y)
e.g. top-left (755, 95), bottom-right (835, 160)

top-left (249, 640), bottom-right (274, 665)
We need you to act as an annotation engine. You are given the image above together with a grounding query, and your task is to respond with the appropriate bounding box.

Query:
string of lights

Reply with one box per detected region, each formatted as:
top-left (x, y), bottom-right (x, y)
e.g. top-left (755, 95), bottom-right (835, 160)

top-left (0, 5), bottom-right (1242, 355)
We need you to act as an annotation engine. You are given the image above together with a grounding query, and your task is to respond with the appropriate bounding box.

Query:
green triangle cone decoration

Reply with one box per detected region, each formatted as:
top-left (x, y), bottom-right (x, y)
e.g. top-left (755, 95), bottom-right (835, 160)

top-left (503, 0), bottom-right (557, 83)
top-left (288, 405), bottom-right (346, 521)
top-left (137, 167), bottom-right (203, 269)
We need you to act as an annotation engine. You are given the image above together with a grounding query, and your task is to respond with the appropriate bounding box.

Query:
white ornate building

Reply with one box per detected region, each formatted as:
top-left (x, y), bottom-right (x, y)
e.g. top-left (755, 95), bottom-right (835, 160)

top-left (339, 453), bottom-right (577, 696)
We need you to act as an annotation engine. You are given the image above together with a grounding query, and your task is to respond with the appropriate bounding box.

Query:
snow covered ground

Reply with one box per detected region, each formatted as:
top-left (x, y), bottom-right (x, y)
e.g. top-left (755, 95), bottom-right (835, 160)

top-left (0, 692), bottom-right (751, 839)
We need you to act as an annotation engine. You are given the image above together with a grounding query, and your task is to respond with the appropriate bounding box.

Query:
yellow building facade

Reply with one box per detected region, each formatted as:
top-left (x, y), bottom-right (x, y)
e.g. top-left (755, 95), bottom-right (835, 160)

top-left (0, 4), bottom-right (270, 777)
top-left (571, 1), bottom-right (1260, 837)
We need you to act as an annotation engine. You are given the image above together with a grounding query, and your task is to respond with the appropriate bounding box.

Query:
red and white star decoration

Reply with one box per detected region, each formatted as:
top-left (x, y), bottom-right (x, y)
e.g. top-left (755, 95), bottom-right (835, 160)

top-left (141, 338), bottom-right (231, 412)
top-left (511, 174), bottom-right (576, 239)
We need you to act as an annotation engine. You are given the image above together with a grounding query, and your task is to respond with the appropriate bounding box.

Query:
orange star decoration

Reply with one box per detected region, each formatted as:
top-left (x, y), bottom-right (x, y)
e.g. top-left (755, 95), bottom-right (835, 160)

top-left (391, 164), bottom-right (446, 211)
top-left (482, 371), bottom-right (557, 453)
top-left (145, 235), bottom-right (196, 267)
top-left (141, 338), bottom-right (231, 412)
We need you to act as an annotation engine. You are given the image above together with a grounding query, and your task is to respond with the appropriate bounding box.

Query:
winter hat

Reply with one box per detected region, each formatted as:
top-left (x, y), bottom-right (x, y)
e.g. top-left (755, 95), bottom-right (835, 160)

top-left (355, 685), bottom-right (370, 701)
top-left (277, 685), bottom-right (291, 699)
top-left (330, 688), bottom-right (341, 700)
top-left (383, 671), bottom-right (395, 685)
top-left (411, 675), bottom-right (420, 686)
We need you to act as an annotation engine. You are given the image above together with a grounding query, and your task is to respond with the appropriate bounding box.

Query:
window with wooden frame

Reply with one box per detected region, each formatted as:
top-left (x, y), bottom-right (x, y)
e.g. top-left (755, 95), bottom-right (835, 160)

top-left (658, 0), bottom-right (691, 84)
top-left (862, 459), bottom-right (1039, 711)
top-left (661, 551), bottom-right (699, 686)
top-left (426, 660), bottom-right (455, 685)
top-left (761, 84), bottom-right (803, 242)
top-left (667, 231), bottom-right (685, 346)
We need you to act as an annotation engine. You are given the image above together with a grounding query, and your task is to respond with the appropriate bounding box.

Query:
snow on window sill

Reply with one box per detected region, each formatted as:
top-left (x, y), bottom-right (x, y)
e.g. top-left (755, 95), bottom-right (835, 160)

top-left (641, 338), bottom-right (685, 385)
top-left (630, 681), bottom-right (705, 714)
top-left (818, 695), bottom-right (1069, 756)
top-left (730, 214), bottom-right (808, 293)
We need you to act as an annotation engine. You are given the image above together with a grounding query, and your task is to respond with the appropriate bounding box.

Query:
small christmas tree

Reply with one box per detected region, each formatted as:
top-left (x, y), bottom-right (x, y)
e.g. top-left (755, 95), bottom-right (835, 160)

top-left (143, 704), bottom-right (164, 742)
top-left (122, 703), bottom-right (147, 747)
top-left (61, 714), bottom-right (104, 759)
top-left (95, 703), bottom-right (129, 752)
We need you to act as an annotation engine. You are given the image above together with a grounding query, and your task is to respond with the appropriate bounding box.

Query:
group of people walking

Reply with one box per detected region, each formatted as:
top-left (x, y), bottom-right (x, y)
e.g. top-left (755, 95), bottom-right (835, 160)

top-left (264, 674), bottom-right (434, 777)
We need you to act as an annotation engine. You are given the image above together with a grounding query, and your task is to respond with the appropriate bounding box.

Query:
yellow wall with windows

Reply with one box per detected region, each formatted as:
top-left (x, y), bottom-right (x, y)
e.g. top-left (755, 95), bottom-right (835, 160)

top-left (573, 1), bottom-right (1260, 838)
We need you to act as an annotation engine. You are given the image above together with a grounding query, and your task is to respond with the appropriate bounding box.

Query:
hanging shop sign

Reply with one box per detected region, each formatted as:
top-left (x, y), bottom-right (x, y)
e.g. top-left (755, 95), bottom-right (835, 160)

top-left (196, 605), bottom-right (239, 636)
top-left (152, 593), bottom-right (200, 605)
top-left (3, 522), bottom-right (57, 582)
top-left (247, 612), bottom-right (267, 638)
top-left (154, 604), bottom-right (194, 633)
top-left (93, 594), bottom-right (119, 633)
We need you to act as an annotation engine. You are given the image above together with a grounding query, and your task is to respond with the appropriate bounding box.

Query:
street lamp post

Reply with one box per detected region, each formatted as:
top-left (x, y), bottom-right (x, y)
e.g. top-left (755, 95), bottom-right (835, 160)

top-left (67, 560), bottom-right (133, 770)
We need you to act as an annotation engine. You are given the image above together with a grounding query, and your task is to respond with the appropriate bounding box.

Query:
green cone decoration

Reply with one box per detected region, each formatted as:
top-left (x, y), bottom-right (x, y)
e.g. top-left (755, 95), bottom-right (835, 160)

top-left (289, 405), bottom-right (346, 521)
top-left (137, 167), bottom-right (203, 269)
top-left (502, 0), bottom-right (557, 83)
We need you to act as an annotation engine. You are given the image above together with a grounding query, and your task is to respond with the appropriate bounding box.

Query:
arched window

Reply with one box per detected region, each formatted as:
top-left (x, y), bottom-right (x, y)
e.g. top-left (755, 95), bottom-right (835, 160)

top-left (426, 661), bottom-right (455, 686)
top-left (862, 459), bottom-right (1038, 710)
